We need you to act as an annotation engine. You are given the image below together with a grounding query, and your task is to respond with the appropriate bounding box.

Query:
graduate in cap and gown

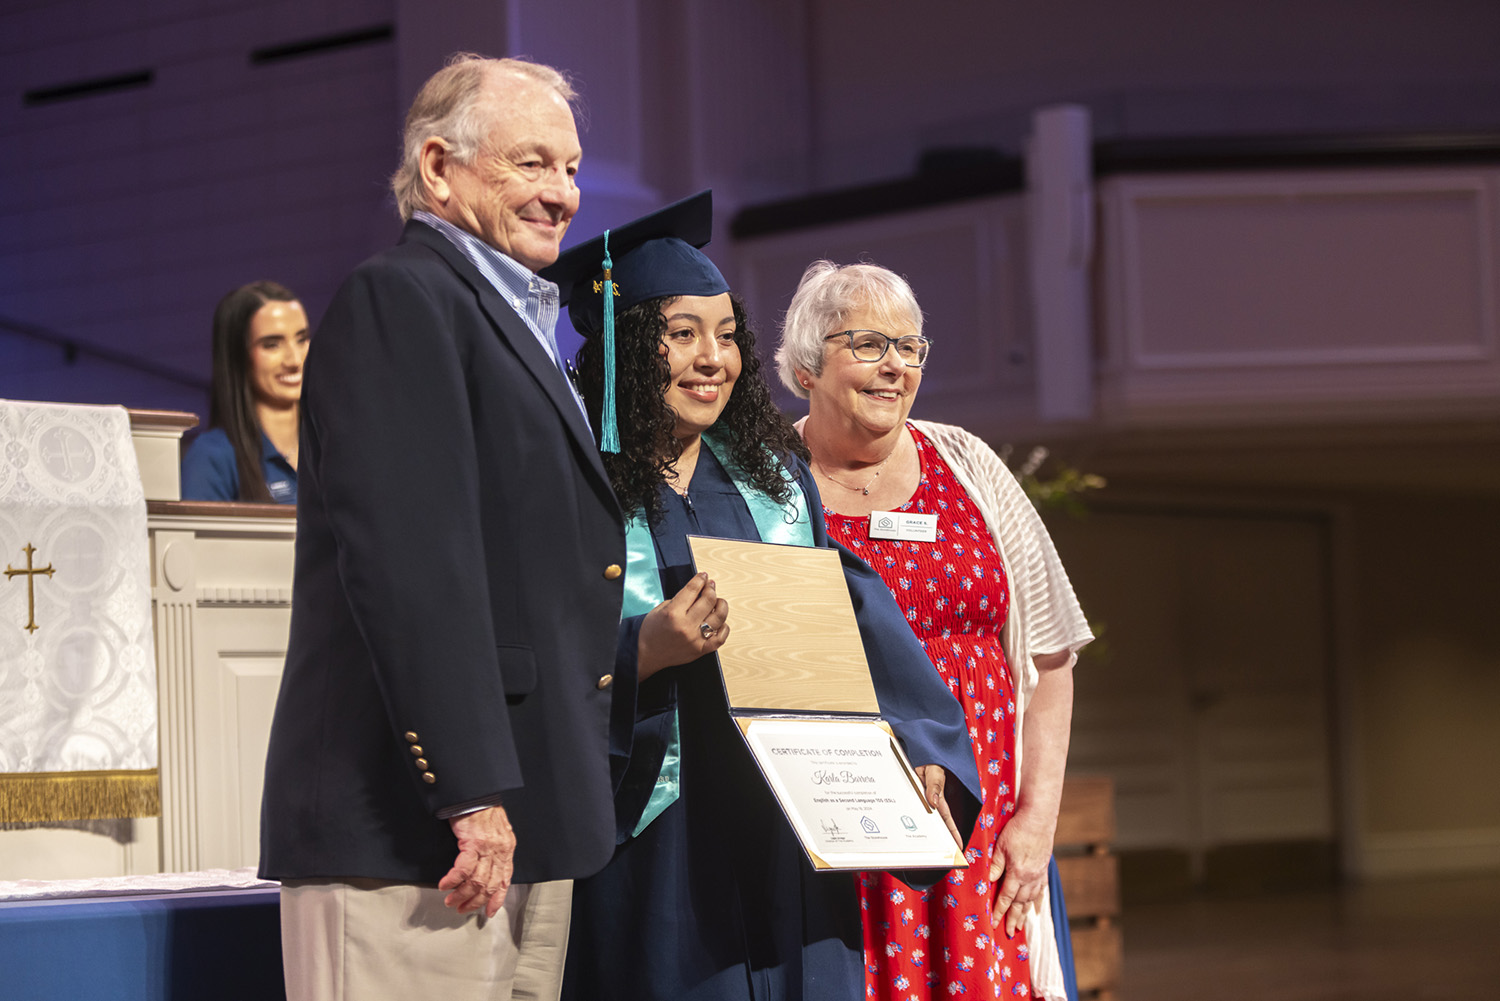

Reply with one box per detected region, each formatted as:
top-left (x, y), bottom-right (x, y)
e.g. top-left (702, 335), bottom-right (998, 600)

top-left (543, 191), bottom-right (981, 1001)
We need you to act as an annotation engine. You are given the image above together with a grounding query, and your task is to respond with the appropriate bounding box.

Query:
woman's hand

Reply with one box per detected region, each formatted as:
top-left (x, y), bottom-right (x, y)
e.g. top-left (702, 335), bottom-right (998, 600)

top-left (989, 650), bottom-right (1074, 934)
top-left (637, 572), bottom-right (730, 680)
top-left (989, 804), bottom-right (1056, 936)
top-left (914, 764), bottom-right (963, 848)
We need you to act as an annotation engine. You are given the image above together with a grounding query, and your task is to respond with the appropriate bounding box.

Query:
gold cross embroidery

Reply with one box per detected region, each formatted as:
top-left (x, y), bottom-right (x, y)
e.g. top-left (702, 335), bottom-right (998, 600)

top-left (5, 543), bottom-right (55, 634)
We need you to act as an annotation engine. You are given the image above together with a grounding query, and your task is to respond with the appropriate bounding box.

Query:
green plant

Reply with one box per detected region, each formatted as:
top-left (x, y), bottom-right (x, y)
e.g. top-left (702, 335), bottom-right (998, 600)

top-left (1000, 445), bottom-right (1106, 517)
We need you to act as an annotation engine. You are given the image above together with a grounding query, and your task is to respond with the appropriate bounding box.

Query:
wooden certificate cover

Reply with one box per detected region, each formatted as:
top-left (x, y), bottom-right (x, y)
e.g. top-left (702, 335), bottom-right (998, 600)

top-left (687, 535), bottom-right (880, 715)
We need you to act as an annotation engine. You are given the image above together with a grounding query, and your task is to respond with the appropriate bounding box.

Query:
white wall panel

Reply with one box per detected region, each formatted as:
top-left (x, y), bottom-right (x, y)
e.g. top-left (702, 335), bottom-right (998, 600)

top-left (1097, 168), bottom-right (1500, 425)
top-left (1055, 508), bottom-right (1335, 862)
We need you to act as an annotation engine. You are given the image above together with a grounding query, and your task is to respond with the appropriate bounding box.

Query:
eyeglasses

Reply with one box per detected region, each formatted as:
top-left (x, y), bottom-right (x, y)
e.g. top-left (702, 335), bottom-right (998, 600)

top-left (824, 329), bottom-right (931, 367)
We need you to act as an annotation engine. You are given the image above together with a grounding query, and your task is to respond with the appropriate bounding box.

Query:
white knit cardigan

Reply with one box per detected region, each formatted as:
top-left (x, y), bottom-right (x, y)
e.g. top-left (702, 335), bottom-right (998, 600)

top-left (803, 416), bottom-right (1094, 1000)
top-left (910, 420), bottom-right (1093, 707)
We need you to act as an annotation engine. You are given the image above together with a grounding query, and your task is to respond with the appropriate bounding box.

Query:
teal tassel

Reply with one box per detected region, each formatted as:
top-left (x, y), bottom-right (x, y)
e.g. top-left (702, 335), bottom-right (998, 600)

top-left (600, 230), bottom-right (620, 453)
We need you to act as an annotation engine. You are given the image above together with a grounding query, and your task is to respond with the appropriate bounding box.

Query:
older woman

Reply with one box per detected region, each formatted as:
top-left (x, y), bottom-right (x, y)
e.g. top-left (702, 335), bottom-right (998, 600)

top-left (776, 261), bottom-right (1093, 1001)
top-left (181, 280), bottom-right (308, 502)
top-left (544, 196), bottom-right (980, 1001)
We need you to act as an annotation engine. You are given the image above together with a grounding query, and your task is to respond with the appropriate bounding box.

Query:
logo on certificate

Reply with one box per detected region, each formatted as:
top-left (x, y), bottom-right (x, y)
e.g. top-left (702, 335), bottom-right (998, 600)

top-left (901, 815), bottom-right (918, 831)
top-left (860, 815), bottom-right (880, 834)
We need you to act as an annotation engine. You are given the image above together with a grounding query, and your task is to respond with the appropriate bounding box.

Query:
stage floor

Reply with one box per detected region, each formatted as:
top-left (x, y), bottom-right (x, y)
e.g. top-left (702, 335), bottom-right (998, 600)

top-left (1120, 873), bottom-right (1500, 1000)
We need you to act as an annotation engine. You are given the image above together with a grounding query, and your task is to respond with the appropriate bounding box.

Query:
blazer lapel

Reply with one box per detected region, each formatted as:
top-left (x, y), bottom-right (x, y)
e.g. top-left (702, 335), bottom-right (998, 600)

top-left (402, 222), bottom-right (609, 484)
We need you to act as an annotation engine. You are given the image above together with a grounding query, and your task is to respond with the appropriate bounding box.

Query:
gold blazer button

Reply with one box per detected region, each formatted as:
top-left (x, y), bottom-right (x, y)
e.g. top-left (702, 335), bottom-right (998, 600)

top-left (596, 674), bottom-right (613, 690)
top-left (422, 772), bottom-right (436, 784)
top-left (404, 732), bottom-right (420, 743)
top-left (603, 564), bottom-right (623, 580)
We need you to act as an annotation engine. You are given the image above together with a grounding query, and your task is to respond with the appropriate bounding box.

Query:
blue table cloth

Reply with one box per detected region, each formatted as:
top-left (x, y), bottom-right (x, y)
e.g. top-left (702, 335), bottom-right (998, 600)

top-left (0, 887), bottom-right (283, 1001)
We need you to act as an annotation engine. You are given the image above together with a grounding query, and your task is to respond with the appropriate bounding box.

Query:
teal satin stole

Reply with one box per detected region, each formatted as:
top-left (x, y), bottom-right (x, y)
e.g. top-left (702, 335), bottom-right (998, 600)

top-left (623, 432), bottom-right (814, 836)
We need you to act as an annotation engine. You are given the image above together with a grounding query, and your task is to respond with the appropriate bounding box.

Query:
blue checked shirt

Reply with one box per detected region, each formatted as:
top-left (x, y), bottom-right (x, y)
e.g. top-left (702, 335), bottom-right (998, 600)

top-left (413, 211), bottom-right (589, 425)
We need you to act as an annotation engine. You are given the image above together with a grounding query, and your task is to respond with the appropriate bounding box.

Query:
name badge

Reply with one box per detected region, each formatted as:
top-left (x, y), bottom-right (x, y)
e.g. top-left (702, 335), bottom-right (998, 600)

top-left (868, 511), bottom-right (938, 542)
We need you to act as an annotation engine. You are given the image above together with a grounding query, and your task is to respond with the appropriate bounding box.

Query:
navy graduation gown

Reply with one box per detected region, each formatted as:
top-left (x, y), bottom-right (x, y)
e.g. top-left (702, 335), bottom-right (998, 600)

top-left (564, 449), bottom-right (980, 1001)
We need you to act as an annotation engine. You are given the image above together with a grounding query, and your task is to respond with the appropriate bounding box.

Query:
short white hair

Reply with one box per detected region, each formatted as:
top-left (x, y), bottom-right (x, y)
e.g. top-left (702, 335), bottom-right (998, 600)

top-left (390, 53), bottom-right (577, 222)
top-left (774, 260), bottom-right (925, 398)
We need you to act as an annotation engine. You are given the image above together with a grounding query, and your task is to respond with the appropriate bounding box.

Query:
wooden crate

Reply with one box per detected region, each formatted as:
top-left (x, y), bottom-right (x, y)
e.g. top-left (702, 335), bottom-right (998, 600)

top-left (1056, 775), bottom-right (1122, 1000)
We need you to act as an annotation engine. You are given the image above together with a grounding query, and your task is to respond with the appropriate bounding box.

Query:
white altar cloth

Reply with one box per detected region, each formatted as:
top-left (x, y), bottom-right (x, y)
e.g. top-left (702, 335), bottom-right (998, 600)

top-left (0, 400), bottom-right (158, 821)
top-left (0, 866), bottom-right (275, 902)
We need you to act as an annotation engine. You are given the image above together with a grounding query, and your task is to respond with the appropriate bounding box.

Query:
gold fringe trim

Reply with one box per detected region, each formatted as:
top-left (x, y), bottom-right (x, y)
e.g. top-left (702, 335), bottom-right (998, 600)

top-left (0, 769), bottom-right (160, 823)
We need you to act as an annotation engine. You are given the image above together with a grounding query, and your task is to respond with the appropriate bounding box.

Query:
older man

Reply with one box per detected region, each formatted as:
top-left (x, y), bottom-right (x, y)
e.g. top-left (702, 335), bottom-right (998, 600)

top-left (259, 54), bottom-right (627, 1001)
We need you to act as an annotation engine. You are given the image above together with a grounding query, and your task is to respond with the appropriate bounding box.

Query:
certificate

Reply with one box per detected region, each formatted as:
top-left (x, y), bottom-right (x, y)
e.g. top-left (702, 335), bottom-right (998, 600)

top-left (690, 534), bottom-right (968, 872)
top-left (737, 718), bottom-right (966, 871)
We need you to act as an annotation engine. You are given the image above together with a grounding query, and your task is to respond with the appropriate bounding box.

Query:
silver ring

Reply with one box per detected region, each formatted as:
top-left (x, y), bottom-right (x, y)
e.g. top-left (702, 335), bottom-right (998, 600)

top-left (699, 622), bottom-right (715, 639)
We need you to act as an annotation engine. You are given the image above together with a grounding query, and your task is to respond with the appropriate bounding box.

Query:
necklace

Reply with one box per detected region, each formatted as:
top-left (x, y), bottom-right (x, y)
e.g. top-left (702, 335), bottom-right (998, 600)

top-left (814, 448), bottom-right (894, 496)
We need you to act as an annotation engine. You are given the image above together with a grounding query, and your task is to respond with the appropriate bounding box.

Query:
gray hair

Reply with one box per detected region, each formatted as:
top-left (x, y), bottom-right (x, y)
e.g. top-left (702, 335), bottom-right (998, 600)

top-left (775, 260), bottom-right (925, 398)
top-left (390, 53), bottom-right (578, 222)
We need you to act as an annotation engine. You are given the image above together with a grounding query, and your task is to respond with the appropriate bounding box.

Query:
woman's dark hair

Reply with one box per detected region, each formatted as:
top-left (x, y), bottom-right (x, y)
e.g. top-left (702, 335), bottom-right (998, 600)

top-left (577, 293), bottom-right (809, 522)
top-left (208, 280), bottom-right (299, 502)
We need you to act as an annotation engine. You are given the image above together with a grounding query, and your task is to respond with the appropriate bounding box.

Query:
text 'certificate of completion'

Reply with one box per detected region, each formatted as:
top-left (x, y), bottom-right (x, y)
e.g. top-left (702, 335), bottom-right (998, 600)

top-left (739, 717), bottom-right (967, 871)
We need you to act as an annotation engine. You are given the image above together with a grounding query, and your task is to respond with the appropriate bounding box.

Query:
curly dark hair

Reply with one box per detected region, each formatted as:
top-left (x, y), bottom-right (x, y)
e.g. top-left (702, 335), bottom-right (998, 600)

top-left (576, 293), bottom-right (809, 522)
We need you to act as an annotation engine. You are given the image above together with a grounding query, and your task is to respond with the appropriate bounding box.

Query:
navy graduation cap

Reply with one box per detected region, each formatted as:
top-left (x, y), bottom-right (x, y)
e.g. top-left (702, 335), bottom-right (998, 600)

top-left (542, 189), bottom-right (727, 452)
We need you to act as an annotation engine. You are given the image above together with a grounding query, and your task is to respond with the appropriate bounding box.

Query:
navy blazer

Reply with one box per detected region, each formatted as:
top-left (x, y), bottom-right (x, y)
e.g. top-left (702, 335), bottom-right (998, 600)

top-left (259, 222), bottom-right (629, 886)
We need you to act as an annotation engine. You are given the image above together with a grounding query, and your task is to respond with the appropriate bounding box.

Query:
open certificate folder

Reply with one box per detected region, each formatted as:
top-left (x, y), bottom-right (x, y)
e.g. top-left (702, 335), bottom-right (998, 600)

top-left (687, 535), bottom-right (967, 872)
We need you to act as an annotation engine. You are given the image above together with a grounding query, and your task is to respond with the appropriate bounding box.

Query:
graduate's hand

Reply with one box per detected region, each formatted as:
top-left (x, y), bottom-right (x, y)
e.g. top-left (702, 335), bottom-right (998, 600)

top-left (637, 572), bottom-right (730, 680)
top-left (440, 804), bottom-right (516, 918)
top-left (914, 764), bottom-right (963, 848)
top-left (989, 804), bottom-right (1054, 936)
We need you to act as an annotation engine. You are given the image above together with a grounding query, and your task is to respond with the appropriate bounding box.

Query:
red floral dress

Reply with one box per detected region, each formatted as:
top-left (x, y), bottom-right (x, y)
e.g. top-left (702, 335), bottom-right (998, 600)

top-left (822, 425), bottom-right (1034, 1000)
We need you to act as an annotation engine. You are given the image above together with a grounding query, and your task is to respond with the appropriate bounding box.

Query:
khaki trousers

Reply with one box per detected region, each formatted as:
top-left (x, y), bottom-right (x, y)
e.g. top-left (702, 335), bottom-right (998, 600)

top-left (279, 878), bottom-right (573, 1001)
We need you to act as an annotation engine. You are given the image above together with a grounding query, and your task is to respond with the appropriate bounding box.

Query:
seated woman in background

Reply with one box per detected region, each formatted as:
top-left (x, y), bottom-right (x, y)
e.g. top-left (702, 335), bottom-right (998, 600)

top-left (181, 280), bottom-right (308, 502)
top-left (776, 261), bottom-right (1094, 1001)
top-left (545, 193), bottom-right (981, 1001)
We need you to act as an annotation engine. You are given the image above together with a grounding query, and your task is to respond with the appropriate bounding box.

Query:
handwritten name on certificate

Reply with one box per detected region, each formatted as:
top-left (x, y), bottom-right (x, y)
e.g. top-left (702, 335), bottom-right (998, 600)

top-left (740, 718), bottom-right (966, 871)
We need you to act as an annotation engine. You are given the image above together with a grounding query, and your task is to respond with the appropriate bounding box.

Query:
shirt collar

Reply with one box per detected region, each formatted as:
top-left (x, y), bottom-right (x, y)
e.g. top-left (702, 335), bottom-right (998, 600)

top-left (260, 429), bottom-right (292, 467)
top-left (412, 210), bottom-right (557, 305)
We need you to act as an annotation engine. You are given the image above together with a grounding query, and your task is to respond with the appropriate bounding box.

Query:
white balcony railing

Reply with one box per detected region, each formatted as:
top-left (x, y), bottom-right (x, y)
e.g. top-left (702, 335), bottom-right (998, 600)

top-left (733, 116), bottom-right (1500, 437)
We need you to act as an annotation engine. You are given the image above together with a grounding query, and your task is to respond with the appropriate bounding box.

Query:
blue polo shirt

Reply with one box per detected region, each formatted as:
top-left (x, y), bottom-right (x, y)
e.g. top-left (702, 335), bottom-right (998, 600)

top-left (180, 427), bottom-right (297, 503)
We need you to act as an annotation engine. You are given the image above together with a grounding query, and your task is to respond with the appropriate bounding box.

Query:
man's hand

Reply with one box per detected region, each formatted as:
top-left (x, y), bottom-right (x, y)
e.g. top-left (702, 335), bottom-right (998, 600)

top-left (637, 572), bottom-right (730, 680)
top-left (989, 805), bottom-right (1054, 935)
top-left (914, 764), bottom-right (963, 849)
top-left (439, 804), bottom-right (516, 918)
